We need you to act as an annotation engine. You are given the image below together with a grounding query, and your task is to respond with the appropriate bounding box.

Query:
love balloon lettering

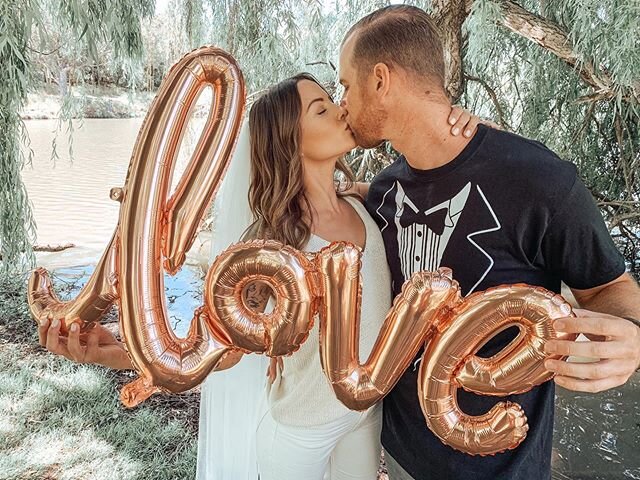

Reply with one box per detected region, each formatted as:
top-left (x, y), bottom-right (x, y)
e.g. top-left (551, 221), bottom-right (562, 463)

top-left (27, 47), bottom-right (573, 456)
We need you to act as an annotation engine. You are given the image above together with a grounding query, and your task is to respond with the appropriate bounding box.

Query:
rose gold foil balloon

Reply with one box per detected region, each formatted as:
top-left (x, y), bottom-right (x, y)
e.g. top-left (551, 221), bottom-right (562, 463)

top-left (205, 239), bottom-right (319, 357)
top-left (418, 284), bottom-right (574, 456)
top-left (316, 242), bottom-right (459, 411)
top-left (117, 47), bottom-right (245, 407)
top-left (313, 242), bottom-right (573, 455)
top-left (27, 234), bottom-right (119, 334)
top-left (27, 46), bottom-right (248, 407)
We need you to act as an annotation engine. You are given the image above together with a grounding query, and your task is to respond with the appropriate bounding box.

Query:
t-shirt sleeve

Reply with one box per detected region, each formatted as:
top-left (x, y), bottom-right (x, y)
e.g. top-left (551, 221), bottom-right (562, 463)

top-left (539, 175), bottom-right (626, 289)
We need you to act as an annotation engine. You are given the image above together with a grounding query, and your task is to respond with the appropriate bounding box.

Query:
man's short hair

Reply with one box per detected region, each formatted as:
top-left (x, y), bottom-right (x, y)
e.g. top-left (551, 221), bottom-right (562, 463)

top-left (342, 5), bottom-right (445, 89)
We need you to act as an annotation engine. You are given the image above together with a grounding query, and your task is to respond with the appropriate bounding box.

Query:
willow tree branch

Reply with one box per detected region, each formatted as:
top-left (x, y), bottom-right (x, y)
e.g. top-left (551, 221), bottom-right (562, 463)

top-left (306, 60), bottom-right (336, 71)
top-left (609, 212), bottom-right (640, 229)
top-left (27, 44), bottom-right (61, 56)
top-left (493, 0), bottom-right (615, 95)
top-left (33, 243), bottom-right (75, 252)
top-left (464, 74), bottom-right (509, 127)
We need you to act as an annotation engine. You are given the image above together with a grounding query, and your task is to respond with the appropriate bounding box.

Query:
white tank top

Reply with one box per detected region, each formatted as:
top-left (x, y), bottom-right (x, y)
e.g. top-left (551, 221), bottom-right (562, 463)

top-left (267, 196), bottom-right (393, 426)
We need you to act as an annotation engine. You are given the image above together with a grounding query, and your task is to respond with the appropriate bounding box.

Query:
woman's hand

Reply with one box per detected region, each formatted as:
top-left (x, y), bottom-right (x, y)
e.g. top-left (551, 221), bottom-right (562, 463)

top-left (267, 357), bottom-right (284, 384)
top-left (38, 318), bottom-right (133, 370)
top-left (447, 105), bottom-right (500, 138)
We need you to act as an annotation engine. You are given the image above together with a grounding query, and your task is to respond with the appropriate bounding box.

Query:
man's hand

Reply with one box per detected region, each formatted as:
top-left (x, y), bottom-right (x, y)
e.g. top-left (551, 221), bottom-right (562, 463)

top-left (38, 318), bottom-right (133, 370)
top-left (544, 308), bottom-right (640, 392)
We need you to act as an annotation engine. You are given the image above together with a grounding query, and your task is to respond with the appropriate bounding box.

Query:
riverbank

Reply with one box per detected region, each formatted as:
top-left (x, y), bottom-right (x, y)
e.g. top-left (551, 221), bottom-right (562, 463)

top-left (21, 84), bottom-right (154, 120)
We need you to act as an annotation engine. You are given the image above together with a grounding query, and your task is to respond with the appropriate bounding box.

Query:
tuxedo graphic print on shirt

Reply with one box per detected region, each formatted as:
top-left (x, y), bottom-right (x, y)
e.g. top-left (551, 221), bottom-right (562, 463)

top-left (376, 180), bottom-right (501, 295)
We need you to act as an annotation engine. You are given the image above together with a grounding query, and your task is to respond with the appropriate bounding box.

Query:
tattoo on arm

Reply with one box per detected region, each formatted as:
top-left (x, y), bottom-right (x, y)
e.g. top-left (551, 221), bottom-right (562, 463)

top-left (244, 282), bottom-right (271, 312)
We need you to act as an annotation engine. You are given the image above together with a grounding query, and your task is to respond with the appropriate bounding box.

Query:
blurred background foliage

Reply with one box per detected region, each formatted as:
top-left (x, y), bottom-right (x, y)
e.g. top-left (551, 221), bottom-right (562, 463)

top-left (1, 0), bottom-right (638, 277)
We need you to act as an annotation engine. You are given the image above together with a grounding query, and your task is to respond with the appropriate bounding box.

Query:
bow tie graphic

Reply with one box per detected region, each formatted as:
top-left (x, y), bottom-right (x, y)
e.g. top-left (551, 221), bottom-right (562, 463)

top-left (400, 207), bottom-right (448, 235)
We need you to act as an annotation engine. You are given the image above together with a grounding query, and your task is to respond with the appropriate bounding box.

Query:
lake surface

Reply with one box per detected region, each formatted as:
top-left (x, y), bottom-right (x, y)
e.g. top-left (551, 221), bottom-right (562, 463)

top-left (21, 118), bottom-right (640, 479)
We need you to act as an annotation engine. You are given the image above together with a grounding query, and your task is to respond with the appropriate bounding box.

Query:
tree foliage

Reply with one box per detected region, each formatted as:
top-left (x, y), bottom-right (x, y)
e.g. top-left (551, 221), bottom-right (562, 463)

top-left (0, 0), bottom-right (153, 277)
top-left (460, 0), bottom-right (640, 272)
top-left (3, 0), bottom-right (639, 278)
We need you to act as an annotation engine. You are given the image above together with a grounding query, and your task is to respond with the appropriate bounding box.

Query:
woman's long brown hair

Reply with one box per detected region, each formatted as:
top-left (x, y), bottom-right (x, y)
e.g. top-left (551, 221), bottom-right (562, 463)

top-left (246, 73), bottom-right (355, 249)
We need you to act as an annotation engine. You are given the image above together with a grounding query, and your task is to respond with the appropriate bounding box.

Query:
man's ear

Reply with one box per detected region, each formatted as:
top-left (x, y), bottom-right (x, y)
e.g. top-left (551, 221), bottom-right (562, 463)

top-left (372, 62), bottom-right (391, 98)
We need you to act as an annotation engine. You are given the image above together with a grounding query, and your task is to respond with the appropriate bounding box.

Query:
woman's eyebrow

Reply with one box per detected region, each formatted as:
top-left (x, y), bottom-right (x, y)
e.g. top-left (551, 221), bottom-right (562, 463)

top-left (306, 97), bottom-right (325, 112)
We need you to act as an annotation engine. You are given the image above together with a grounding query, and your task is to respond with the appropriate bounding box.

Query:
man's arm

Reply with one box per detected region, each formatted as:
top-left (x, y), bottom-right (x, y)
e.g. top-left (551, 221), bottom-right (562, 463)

top-left (571, 272), bottom-right (640, 319)
top-left (544, 273), bottom-right (640, 392)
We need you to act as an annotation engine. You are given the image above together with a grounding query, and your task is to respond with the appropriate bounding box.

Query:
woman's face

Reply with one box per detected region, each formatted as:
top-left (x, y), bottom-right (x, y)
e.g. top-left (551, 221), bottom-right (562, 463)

top-left (297, 79), bottom-right (356, 163)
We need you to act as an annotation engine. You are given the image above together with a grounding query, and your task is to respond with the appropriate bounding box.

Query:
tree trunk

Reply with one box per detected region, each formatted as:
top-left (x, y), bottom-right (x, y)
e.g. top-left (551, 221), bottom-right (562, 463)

top-left (432, 0), bottom-right (469, 102)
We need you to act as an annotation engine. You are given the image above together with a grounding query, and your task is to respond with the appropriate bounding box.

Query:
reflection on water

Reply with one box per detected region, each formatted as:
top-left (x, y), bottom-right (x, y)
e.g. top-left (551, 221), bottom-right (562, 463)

top-left (53, 264), bottom-right (203, 338)
top-left (21, 118), bottom-right (640, 479)
top-left (22, 112), bottom-right (210, 270)
top-left (553, 376), bottom-right (640, 479)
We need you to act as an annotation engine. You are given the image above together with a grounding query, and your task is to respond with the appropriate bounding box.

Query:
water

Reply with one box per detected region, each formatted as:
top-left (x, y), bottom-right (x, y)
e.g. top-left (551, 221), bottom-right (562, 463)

top-left (52, 264), bottom-right (203, 338)
top-left (21, 118), bottom-right (142, 268)
top-left (21, 117), bottom-right (211, 333)
top-left (21, 117), bottom-right (211, 270)
top-left (21, 118), bottom-right (640, 478)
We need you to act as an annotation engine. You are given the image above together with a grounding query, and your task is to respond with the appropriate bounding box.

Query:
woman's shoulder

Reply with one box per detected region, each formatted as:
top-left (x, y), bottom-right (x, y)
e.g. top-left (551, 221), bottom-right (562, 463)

top-left (342, 193), bottom-right (366, 212)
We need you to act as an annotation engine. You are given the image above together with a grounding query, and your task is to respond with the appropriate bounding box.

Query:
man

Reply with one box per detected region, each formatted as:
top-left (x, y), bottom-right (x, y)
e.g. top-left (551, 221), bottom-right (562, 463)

top-left (338, 5), bottom-right (640, 480)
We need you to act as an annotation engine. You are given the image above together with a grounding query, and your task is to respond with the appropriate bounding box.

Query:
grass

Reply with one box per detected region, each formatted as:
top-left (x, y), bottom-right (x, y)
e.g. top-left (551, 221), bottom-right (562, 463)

top-left (0, 275), bottom-right (199, 480)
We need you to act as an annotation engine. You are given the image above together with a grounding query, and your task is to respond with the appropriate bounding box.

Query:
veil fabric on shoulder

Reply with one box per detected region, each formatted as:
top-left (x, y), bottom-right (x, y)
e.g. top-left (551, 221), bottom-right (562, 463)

top-left (196, 120), bottom-right (269, 480)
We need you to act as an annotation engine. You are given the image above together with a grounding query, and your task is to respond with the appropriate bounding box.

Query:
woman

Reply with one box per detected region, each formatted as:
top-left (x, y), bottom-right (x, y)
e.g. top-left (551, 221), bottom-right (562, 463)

top-left (244, 73), bottom-right (389, 480)
top-left (37, 73), bottom-right (481, 479)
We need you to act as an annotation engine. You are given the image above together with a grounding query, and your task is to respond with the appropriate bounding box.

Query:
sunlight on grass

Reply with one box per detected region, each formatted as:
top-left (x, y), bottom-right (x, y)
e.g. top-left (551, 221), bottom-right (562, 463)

top-left (0, 339), bottom-right (197, 480)
top-left (1, 428), bottom-right (143, 480)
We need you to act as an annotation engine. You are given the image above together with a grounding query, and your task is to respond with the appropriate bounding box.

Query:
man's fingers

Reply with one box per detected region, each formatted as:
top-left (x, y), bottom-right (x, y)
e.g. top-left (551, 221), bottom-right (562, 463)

top-left (545, 339), bottom-right (632, 359)
top-left (545, 358), bottom-right (634, 380)
top-left (553, 374), bottom-right (629, 393)
top-left (447, 105), bottom-right (463, 126)
top-left (554, 316), bottom-right (636, 338)
top-left (67, 323), bottom-right (85, 362)
top-left (571, 308), bottom-right (605, 318)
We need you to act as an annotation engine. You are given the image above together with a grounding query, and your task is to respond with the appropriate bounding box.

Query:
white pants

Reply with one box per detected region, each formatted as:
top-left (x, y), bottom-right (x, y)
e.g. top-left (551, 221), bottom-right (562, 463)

top-left (256, 405), bottom-right (382, 480)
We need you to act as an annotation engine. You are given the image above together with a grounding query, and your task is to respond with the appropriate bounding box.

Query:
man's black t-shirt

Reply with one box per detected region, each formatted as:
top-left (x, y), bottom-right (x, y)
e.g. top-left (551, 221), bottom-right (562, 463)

top-left (365, 125), bottom-right (626, 480)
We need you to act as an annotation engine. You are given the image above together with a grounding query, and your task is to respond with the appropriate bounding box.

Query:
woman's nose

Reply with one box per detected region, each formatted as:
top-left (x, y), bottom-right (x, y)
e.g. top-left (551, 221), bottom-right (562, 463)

top-left (337, 104), bottom-right (347, 120)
